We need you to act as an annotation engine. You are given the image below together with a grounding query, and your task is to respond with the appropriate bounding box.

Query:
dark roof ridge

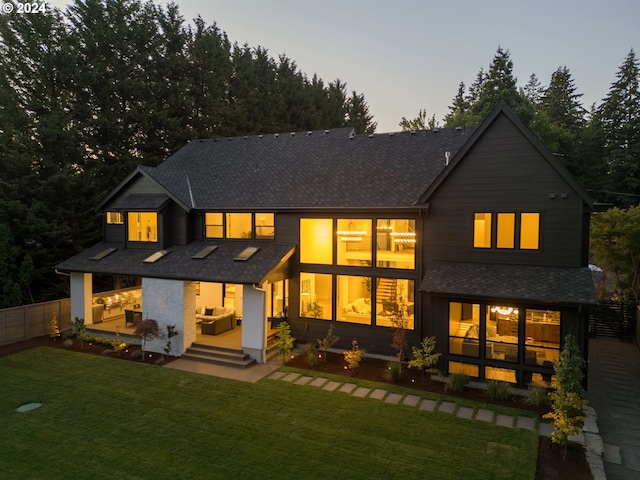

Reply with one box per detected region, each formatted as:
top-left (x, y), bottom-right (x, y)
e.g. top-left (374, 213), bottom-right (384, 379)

top-left (187, 126), bottom-right (356, 144)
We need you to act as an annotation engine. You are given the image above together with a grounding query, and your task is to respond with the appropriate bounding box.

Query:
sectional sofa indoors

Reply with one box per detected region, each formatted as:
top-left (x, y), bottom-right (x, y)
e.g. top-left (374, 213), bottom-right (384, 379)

top-left (196, 306), bottom-right (236, 335)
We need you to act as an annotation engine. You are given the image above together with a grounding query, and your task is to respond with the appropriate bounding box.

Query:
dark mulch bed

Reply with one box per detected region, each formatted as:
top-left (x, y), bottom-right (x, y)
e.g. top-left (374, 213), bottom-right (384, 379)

top-left (0, 334), bottom-right (178, 365)
top-left (285, 351), bottom-right (592, 480)
top-left (1, 337), bottom-right (590, 479)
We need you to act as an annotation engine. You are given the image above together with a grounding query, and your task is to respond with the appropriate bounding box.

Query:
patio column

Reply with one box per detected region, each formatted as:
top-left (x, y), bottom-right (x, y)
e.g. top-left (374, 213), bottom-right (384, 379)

top-left (242, 285), bottom-right (267, 363)
top-left (141, 278), bottom-right (196, 356)
top-left (70, 272), bottom-right (92, 325)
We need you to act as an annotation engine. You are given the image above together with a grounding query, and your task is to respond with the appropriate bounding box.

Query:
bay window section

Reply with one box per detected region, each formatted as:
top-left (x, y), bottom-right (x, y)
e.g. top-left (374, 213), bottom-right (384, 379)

top-left (300, 218), bottom-right (333, 264)
top-left (376, 219), bottom-right (416, 269)
top-left (127, 212), bottom-right (157, 242)
top-left (226, 213), bottom-right (252, 238)
top-left (486, 305), bottom-right (519, 362)
top-left (299, 272), bottom-right (332, 320)
top-left (448, 302), bottom-right (480, 356)
top-left (205, 212), bottom-right (224, 238)
top-left (337, 275), bottom-right (372, 325)
top-left (525, 308), bottom-right (560, 368)
top-left (375, 278), bottom-right (414, 329)
top-left (337, 219), bottom-right (372, 266)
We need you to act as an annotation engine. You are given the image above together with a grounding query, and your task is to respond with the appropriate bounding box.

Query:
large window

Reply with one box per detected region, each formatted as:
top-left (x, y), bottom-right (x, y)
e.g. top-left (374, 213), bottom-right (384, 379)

top-left (337, 219), bottom-right (372, 266)
top-left (375, 278), bottom-right (414, 328)
top-left (127, 212), bottom-right (157, 242)
top-left (205, 213), bottom-right (223, 238)
top-left (376, 219), bottom-right (415, 269)
top-left (337, 275), bottom-right (372, 325)
top-left (300, 218), bottom-right (333, 264)
top-left (474, 212), bottom-right (540, 250)
top-left (448, 302), bottom-right (480, 357)
top-left (486, 305), bottom-right (519, 362)
top-left (524, 308), bottom-right (560, 367)
top-left (299, 272), bottom-right (332, 319)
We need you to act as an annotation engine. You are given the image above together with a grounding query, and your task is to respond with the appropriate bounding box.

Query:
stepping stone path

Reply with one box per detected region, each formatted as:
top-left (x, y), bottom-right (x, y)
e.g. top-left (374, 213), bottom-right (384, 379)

top-left (266, 371), bottom-right (549, 436)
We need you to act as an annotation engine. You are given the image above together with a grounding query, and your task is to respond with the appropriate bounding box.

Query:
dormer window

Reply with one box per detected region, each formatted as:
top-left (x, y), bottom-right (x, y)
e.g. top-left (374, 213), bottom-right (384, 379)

top-left (128, 212), bottom-right (158, 242)
top-left (106, 212), bottom-right (124, 224)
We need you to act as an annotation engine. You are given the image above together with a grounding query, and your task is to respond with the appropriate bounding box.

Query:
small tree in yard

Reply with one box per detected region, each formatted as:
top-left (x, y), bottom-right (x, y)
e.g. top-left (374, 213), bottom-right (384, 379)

top-left (408, 336), bottom-right (442, 384)
top-left (49, 314), bottom-right (60, 342)
top-left (276, 321), bottom-right (295, 364)
top-left (135, 319), bottom-right (162, 362)
top-left (73, 317), bottom-right (87, 350)
top-left (543, 334), bottom-right (588, 458)
top-left (389, 299), bottom-right (409, 379)
top-left (164, 325), bottom-right (179, 357)
top-left (317, 324), bottom-right (339, 362)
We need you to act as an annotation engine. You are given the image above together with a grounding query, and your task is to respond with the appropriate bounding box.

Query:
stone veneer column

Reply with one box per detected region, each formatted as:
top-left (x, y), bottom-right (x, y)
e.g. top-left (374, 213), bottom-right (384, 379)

top-left (141, 278), bottom-right (195, 356)
top-left (242, 285), bottom-right (267, 363)
top-left (70, 272), bottom-right (93, 325)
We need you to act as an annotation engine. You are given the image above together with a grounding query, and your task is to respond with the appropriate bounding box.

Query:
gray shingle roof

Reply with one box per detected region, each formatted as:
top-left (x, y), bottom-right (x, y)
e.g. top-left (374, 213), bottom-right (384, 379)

top-left (56, 241), bottom-right (295, 285)
top-left (420, 261), bottom-right (598, 305)
top-left (147, 127), bottom-right (477, 210)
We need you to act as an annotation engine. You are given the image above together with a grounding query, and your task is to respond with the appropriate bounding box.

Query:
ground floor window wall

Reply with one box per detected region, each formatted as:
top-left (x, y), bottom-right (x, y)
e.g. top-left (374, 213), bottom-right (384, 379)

top-left (448, 301), bottom-right (560, 385)
top-left (299, 272), bottom-right (415, 329)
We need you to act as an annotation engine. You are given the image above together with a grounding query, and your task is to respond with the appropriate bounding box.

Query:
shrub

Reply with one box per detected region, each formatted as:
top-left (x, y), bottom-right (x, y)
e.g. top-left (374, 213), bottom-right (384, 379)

top-left (446, 373), bottom-right (468, 392)
top-left (387, 361), bottom-right (401, 383)
top-left (276, 321), bottom-right (295, 364)
top-left (407, 336), bottom-right (442, 383)
top-left (486, 380), bottom-right (512, 400)
top-left (49, 315), bottom-right (60, 342)
top-left (527, 383), bottom-right (550, 407)
top-left (63, 338), bottom-right (73, 348)
top-left (317, 324), bottom-right (339, 362)
top-left (344, 339), bottom-right (363, 371)
top-left (164, 325), bottom-right (179, 356)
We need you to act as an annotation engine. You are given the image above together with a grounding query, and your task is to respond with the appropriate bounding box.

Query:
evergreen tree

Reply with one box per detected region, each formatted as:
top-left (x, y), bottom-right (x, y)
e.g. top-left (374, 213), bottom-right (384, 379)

top-left (399, 109), bottom-right (439, 131)
top-left (598, 49), bottom-right (640, 207)
top-left (468, 47), bottom-right (534, 125)
top-left (346, 90), bottom-right (376, 134)
top-left (523, 73), bottom-right (544, 105)
top-left (444, 82), bottom-right (471, 127)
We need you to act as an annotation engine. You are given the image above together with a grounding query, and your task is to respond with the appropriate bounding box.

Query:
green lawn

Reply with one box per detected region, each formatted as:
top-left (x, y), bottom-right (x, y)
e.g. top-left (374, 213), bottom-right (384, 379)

top-left (0, 348), bottom-right (538, 479)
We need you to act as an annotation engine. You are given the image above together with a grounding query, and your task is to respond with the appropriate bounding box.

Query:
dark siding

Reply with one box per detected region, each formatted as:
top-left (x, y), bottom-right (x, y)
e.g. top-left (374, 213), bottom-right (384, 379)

top-left (102, 174), bottom-right (165, 209)
top-left (423, 113), bottom-right (586, 268)
top-left (104, 224), bottom-right (124, 243)
top-left (168, 203), bottom-right (189, 245)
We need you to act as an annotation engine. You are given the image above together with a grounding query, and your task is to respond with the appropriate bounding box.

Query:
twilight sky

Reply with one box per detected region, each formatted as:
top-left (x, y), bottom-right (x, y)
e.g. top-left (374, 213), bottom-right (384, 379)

top-left (49, 0), bottom-right (639, 132)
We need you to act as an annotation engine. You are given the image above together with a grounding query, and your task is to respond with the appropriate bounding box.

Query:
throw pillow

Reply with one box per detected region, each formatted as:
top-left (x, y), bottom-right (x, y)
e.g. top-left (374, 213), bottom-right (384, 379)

top-left (205, 307), bottom-right (214, 316)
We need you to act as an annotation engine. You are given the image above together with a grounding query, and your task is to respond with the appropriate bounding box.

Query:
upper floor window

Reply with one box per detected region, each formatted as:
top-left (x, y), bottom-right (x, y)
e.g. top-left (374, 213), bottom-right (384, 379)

top-left (106, 212), bottom-right (124, 224)
top-left (376, 219), bottom-right (416, 269)
top-left (128, 212), bottom-right (157, 242)
top-left (300, 218), bottom-right (333, 264)
top-left (226, 213), bottom-right (252, 238)
top-left (204, 212), bottom-right (274, 240)
top-left (473, 212), bottom-right (540, 251)
top-left (337, 219), bottom-right (372, 266)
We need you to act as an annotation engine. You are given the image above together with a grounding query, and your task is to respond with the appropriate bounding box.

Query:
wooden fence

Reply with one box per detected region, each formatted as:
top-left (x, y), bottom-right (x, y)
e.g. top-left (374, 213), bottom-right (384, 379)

top-left (0, 299), bottom-right (71, 346)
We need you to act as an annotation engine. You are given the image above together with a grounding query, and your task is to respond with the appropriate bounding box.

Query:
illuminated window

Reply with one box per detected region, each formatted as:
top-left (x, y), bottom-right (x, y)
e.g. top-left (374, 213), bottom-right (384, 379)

top-left (448, 361), bottom-right (479, 378)
top-left (299, 272), bottom-right (332, 319)
top-left (205, 213), bottom-right (223, 238)
top-left (525, 308), bottom-right (560, 371)
top-left (375, 278), bottom-right (414, 329)
top-left (337, 219), bottom-right (372, 266)
top-left (226, 213), bottom-right (252, 239)
top-left (127, 212), bottom-right (157, 242)
top-left (473, 213), bottom-right (492, 248)
top-left (486, 304), bottom-right (519, 362)
top-left (448, 302), bottom-right (480, 357)
top-left (337, 275), bottom-right (372, 325)
top-left (376, 219), bottom-right (416, 269)
top-left (300, 219), bottom-right (333, 264)
top-left (255, 213), bottom-right (275, 239)
top-left (106, 212), bottom-right (124, 224)
top-left (520, 213), bottom-right (540, 250)
top-left (497, 213), bottom-right (515, 249)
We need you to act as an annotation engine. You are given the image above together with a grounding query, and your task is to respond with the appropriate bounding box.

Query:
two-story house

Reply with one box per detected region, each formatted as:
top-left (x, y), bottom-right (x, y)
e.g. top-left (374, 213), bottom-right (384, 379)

top-left (56, 102), bottom-right (597, 386)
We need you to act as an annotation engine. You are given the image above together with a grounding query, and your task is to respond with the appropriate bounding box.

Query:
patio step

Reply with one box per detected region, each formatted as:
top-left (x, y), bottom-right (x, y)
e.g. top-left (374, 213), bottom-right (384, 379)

top-left (183, 343), bottom-right (256, 369)
top-left (266, 330), bottom-right (278, 360)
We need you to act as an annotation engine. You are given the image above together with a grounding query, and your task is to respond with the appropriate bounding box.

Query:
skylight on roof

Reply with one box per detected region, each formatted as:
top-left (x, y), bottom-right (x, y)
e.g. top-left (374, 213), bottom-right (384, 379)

top-left (90, 247), bottom-right (117, 261)
top-left (143, 250), bottom-right (170, 263)
top-left (192, 245), bottom-right (218, 259)
top-left (234, 246), bottom-right (259, 262)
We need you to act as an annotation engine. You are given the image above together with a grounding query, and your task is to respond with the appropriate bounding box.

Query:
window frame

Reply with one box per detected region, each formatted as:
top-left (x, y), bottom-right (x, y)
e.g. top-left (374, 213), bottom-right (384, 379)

top-left (473, 211), bottom-right (541, 251)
